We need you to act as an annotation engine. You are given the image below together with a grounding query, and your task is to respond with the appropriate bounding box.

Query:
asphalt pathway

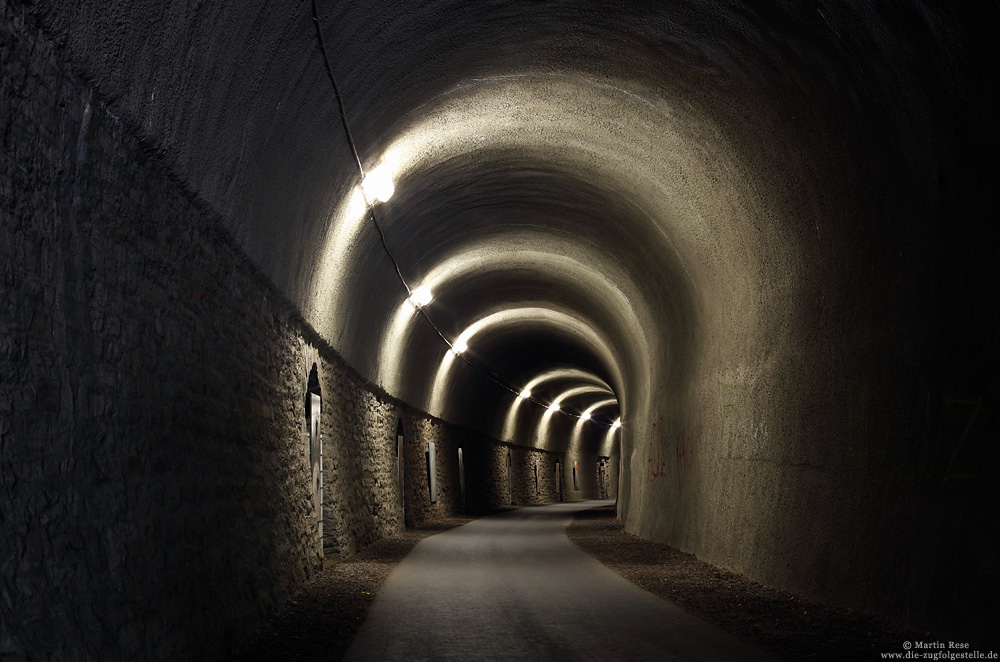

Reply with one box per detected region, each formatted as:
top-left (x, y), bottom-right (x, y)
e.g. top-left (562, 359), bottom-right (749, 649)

top-left (344, 500), bottom-right (774, 661)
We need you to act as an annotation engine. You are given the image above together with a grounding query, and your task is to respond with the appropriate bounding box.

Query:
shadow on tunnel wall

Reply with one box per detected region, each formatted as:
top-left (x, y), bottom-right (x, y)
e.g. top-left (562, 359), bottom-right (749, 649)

top-left (612, 4), bottom-right (1000, 646)
top-left (4, 0), bottom-right (999, 658)
top-left (0, 11), bottom-right (601, 658)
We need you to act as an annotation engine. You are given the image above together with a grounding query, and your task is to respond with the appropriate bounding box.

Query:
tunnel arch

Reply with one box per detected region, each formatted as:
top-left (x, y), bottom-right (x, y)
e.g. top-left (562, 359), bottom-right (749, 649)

top-left (10, 1), bottom-right (997, 652)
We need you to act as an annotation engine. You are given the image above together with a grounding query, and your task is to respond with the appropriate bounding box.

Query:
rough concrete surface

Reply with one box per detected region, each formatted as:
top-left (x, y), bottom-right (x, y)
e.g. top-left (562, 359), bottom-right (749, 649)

top-left (3, 0), bottom-right (998, 655)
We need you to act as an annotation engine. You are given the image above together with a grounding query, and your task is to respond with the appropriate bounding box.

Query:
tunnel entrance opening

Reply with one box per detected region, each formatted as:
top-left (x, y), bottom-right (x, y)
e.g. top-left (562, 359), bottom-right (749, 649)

top-left (396, 420), bottom-right (406, 523)
top-left (458, 447), bottom-right (466, 510)
top-left (306, 364), bottom-right (323, 545)
top-left (426, 442), bottom-right (438, 504)
top-left (506, 452), bottom-right (513, 505)
top-left (555, 460), bottom-right (563, 502)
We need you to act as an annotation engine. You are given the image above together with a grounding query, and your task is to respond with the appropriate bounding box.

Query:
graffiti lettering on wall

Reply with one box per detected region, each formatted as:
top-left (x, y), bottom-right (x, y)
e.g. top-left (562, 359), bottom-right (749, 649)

top-left (675, 426), bottom-right (695, 473)
top-left (647, 417), bottom-right (666, 481)
top-left (647, 418), bottom-right (697, 480)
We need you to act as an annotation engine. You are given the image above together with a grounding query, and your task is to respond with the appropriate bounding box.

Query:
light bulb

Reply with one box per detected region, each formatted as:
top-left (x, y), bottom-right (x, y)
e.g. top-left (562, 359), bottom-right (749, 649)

top-left (361, 164), bottom-right (395, 203)
top-left (409, 285), bottom-right (432, 307)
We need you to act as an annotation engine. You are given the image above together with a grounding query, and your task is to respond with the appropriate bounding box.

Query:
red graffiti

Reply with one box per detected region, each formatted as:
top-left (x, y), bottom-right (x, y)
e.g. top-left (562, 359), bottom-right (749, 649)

top-left (648, 417), bottom-right (666, 481)
top-left (675, 426), bottom-right (695, 473)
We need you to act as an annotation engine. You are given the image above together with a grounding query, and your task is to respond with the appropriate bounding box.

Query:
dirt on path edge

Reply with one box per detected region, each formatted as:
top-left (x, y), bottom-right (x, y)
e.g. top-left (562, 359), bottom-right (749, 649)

top-left (232, 516), bottom-right (476, 661)
top-left (565, 504), bottom-right (957, 662)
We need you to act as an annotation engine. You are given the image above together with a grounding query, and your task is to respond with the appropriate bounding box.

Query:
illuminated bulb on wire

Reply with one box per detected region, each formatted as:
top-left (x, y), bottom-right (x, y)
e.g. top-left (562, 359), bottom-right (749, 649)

top-left (361, 164), bottom-right (395, 203)
top-left (409, 285), bottom-right (433, 307)
top-left (612, 418), bottom-right (622, 429)
top-left (451, 339), bottom-right (468, 355)
top-left (548, 402), bottom-right (560, 412)
top-left (580, 412), bottom-right (591, 421)
top-left (518, 388), bottom-right (531, 399)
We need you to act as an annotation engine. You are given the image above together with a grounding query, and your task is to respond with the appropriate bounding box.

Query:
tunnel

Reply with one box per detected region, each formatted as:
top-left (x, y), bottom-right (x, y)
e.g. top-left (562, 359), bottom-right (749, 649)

top-left (1, 0), bottom-right (998, 658)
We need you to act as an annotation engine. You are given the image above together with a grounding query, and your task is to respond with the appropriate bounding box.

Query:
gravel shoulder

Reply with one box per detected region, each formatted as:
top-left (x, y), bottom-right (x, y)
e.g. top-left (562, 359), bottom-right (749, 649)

top-left (233, 517), bottom-right (475, 661)
top-left (566, 504), bottom-right (939, 662)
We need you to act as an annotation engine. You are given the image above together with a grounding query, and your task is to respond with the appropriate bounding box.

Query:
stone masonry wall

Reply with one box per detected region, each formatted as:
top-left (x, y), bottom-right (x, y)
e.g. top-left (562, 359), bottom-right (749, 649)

top-left (0, 9), bottom-right (586, 658)
top-left (401, 417), bottom-right (576, 524)
top-left (511, 448), bottom-right (557, 506)
top-left (0, 9), bottom-right (321, 659)
top-left (314, 357), bottom-right (404, 558)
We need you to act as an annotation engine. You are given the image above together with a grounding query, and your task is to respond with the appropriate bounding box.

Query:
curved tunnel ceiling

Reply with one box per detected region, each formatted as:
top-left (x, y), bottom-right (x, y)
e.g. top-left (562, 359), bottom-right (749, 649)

top-left (307, 52), bottom-right (766, 446)
top-left (30, 1), bottom-right (991, 457)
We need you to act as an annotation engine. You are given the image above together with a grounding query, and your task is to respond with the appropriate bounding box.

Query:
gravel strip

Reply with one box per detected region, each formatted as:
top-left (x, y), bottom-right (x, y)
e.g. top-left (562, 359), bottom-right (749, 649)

top-left (565, 504), bottom-right (939, 661)
top-left (233, 517), bottom-right (474, 661)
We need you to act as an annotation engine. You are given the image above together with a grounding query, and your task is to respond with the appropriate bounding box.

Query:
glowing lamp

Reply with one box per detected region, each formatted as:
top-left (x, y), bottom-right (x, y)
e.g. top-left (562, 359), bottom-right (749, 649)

top-left (548, 403), bottom-right (561, 412)
top-left (409, 285), bottom-right (433, 307)
top-left (518, 388), bottom-right (531, 399)
top-left (451, 339), bottom-right (468, 355)
top-left (361, 165), bottom-right (395, 203)
top-left (612, 419), bottom-right (622, 429)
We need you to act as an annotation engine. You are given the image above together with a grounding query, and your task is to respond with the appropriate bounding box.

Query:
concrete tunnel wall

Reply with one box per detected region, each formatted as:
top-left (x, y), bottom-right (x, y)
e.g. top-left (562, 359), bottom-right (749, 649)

top-left (0, 9), bottom-right (609, 656)
top-left (2, 0), bottom-right (999, 657)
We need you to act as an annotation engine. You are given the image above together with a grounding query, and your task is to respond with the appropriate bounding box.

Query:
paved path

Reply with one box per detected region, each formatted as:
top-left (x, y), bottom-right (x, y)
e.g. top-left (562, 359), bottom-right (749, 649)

top-left (344, 500), bottom-right (773, 661)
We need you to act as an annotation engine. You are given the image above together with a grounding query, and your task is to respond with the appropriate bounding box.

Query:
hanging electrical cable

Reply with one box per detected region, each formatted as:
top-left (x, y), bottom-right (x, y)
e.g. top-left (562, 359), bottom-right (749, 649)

top-left (310, 0), bottom-right (618, 425)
